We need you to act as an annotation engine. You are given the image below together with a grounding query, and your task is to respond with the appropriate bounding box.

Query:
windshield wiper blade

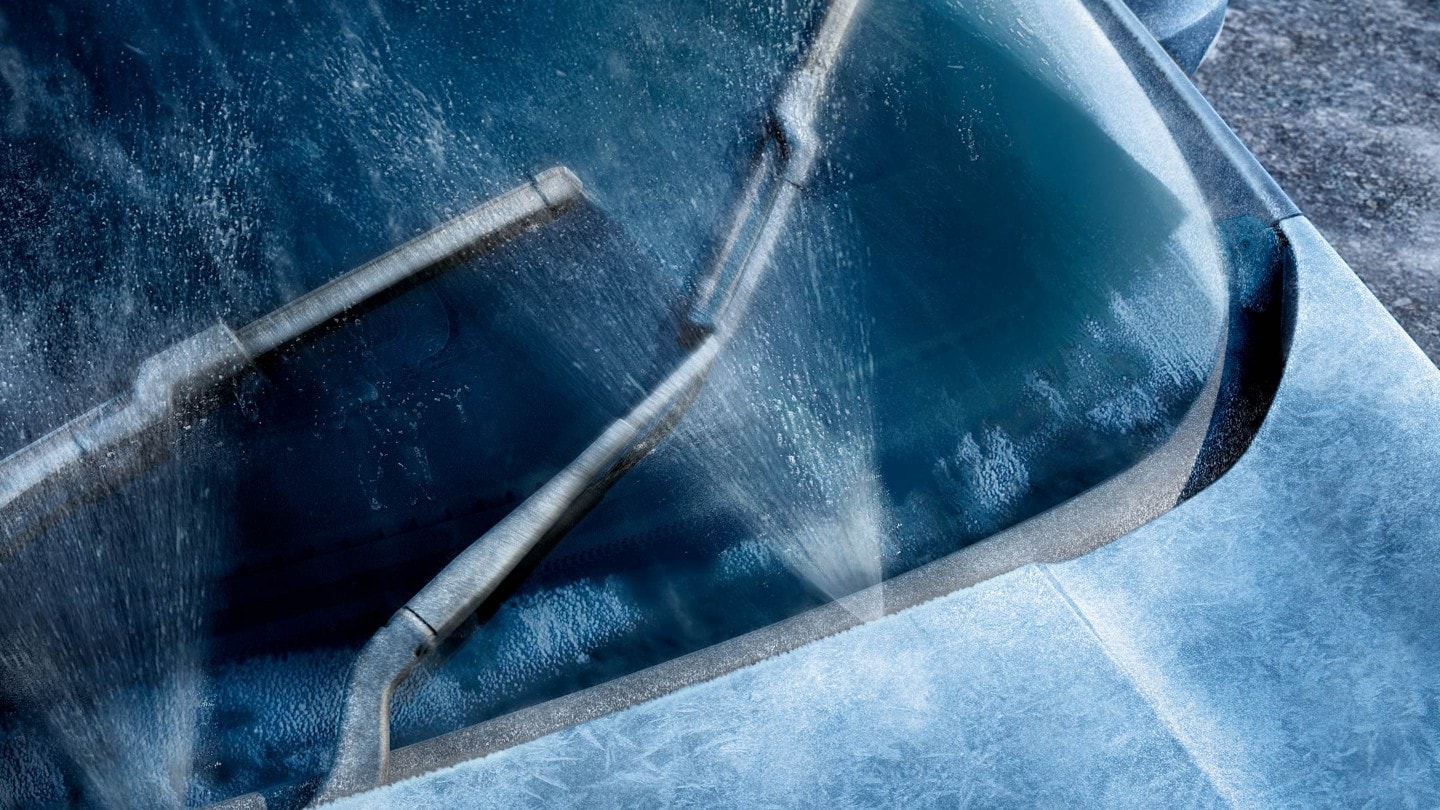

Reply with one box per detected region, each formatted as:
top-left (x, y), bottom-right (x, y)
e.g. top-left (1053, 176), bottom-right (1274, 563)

top-left (0, 168), bottom-right (584, 560)
top-left (315, 0), bottom-right (865, 803)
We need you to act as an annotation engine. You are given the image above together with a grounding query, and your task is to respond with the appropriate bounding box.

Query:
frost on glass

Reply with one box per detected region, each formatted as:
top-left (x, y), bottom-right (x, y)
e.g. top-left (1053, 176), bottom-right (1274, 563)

top-left (0, 0), bottom-right (1225, 804)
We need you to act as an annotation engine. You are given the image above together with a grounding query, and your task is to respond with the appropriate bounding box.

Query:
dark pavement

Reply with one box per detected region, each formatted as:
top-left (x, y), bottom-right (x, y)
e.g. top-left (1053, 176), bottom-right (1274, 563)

top-left (1193, 0), bottom-right (1440, 362)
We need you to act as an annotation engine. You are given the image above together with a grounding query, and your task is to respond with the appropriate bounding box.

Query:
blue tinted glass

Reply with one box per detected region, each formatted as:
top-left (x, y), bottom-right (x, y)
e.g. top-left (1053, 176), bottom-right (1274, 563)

top-left (0, 0), bottom-right (1226, 803)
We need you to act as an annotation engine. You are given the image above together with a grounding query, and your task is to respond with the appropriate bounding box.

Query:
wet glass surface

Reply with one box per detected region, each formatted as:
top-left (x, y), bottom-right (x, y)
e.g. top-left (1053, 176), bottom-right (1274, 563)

top-left (0, 0), bottom-right (1229, 803)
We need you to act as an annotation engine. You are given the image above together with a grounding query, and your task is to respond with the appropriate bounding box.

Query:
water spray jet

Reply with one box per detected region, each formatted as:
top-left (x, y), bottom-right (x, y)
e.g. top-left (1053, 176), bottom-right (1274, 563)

top-left (315, 0), bottom-right (865, 802)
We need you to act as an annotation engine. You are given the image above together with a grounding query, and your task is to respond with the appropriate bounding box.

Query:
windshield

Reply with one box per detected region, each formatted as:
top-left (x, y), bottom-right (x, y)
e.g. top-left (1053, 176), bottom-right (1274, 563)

top-left (0, 0), bottom-right (1227, 805)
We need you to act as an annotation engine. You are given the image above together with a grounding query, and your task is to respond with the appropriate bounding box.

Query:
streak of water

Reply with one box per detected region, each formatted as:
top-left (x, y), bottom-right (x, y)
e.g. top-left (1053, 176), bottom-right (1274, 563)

top-left (490, 194), bottom-right (891, 620)
top-left (678, 201), bottom-right (891, 619)
top-left (0, 437), bottom-right (224, 808)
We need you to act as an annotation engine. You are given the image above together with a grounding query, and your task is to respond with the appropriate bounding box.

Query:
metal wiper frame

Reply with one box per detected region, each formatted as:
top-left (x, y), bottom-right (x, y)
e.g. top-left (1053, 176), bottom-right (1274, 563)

top-left (0, 168), bottom-right (584, 560)
top-left (315, 0), bottom-right (865, 802)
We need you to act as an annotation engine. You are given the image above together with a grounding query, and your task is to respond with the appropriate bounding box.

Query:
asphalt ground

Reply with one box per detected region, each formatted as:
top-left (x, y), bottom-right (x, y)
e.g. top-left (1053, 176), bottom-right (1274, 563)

top-left (1193, 0), bottom-right (1440, 363)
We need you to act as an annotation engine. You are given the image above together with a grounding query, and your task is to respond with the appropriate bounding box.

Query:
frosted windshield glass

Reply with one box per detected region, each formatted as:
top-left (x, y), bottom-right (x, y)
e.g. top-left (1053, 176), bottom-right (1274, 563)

top-left (0, 0), bottom-right (1226, 804)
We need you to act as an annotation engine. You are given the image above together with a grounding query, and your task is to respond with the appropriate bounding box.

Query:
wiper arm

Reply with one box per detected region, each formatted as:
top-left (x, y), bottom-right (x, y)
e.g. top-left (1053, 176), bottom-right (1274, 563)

top-left (0, 168), bottom-right (583, 560)
top-left (315, 0), bottom-right (865, 803)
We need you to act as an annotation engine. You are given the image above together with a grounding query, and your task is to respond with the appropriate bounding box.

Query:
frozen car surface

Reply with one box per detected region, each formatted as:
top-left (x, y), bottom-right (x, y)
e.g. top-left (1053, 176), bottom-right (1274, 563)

top-left (2, 0), bottom-right (1429, 807)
